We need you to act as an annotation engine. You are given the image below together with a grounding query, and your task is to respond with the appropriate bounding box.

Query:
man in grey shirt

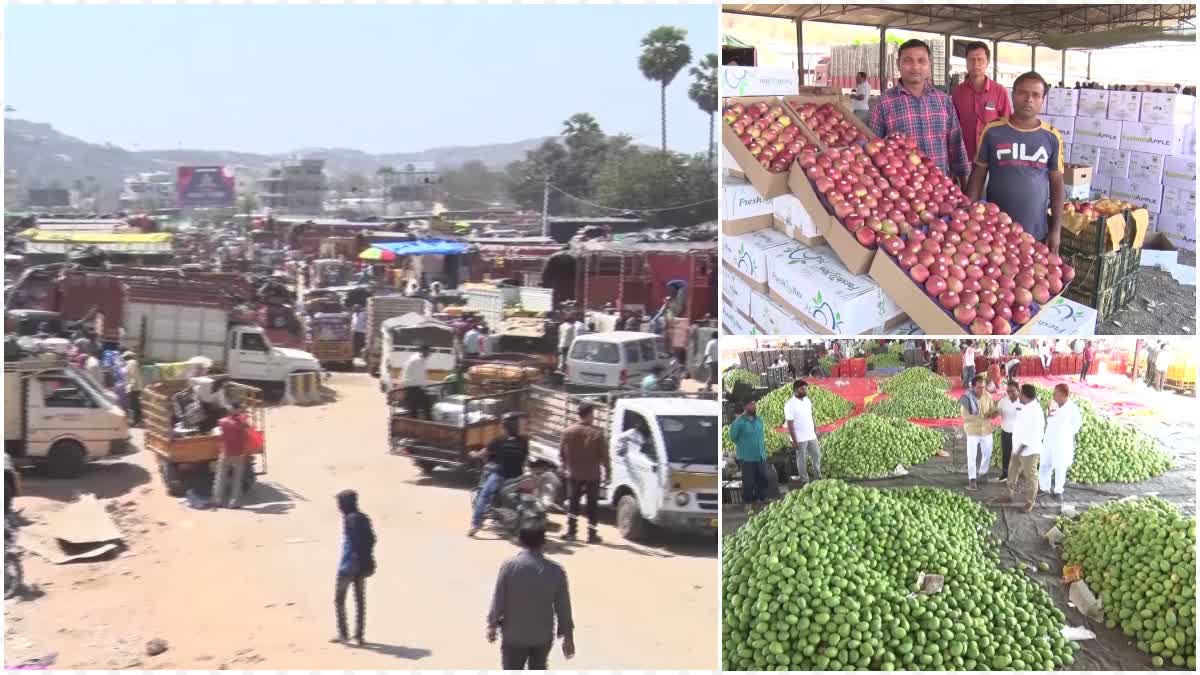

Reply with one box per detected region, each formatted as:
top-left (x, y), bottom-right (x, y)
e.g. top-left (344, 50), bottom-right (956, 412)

top-left (487, 527), bottom-right (575, 669)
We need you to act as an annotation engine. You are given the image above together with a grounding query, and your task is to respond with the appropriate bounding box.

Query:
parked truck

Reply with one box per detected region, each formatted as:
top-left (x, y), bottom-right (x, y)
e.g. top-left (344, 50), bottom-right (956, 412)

top-left (4, 357), bottom-right (133, 477)
top-left (122, 296), bottom-right (321, 398)
top-left (303, 312), bottom-right (354, 369)
top-left (365, 295), bottom-right (433, 376)
top-left (527, 385), bottom-right (719, 541)
top-left (389, 386), bottom-right (529, 475)
top-left (378, 314), bottom-right (457, 393)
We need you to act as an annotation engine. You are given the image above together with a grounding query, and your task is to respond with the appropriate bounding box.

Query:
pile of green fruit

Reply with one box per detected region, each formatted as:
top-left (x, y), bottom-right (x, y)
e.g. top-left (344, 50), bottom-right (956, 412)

top-left (1058, 497), bottom-right (1196, 669)
top-left (988, 385), bottom-right (1172, 483)
top-left (821, 414), bottom-right (945, 479)
top-left (868, 352), bottom-right (904, 370)
top-left (724, 368), bottom-right (762, 392)
top-left (880, 367), bottom-right (951, 394)
top-left (723, 481), bottom-right (1079, 671)
top-left (938, 340), bottom-right (961, 354)
top-left (722, 382), bottom-right (855, 455)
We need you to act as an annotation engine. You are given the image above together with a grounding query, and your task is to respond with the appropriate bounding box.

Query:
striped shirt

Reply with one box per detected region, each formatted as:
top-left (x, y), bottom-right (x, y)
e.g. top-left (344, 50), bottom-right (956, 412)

top-left (870, 82), bottom-right (971, 178)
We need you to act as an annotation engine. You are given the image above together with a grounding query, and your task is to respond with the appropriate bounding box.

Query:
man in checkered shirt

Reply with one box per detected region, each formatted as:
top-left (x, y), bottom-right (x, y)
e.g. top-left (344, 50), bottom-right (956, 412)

top-left (870, 38), bottom-right (971, 189)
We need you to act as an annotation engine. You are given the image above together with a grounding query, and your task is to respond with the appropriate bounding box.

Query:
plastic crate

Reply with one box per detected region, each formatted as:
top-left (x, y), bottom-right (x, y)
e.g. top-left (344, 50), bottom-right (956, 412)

top-left (1062, 247), bottom-right (1138, 307)
top-left (1073, 270), bottom-right (1139, 322)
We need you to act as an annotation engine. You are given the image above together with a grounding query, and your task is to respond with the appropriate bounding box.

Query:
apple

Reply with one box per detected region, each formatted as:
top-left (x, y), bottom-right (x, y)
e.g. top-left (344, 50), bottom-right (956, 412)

top-left (910, 264), bottom-right (931, 283)
top-left (898, 251), bottom-right (918, 269)
top-left (1013, 287), bottom-right (1033, 307)
top-left (976, 303), bottom-right (996, 321)
top-left (855, 227), bottom-right (877, 247)
top-left (993, 303), bottom-right (1013, 322)
top-left (925, 276), bottom-right (948, 296)
top-left (954, 304), bottom-right (977, 325)
top-left (991, 316), bottom-right (1012, 335)
top-left (970, 318), bottom-right (993, 335)
top-left (1012, 304), bottom-right (1032, 325)
top-left (939, 291), bottom-right (961, 309)
top-left (1031, 282), bottom-right (1051, 305)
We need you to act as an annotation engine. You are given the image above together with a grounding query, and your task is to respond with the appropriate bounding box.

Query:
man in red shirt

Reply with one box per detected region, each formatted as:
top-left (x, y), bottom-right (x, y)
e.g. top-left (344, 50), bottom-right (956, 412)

top-left (952, 41), bottom-right (1012, 163)
top-left (213, 402), bottom-right (251, 508)
top-left (1080, 341), bottom-right (1096, 383)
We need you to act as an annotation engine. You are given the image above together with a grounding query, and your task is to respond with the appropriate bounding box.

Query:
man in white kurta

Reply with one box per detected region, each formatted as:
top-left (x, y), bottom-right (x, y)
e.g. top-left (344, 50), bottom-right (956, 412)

top-left (1039, 383), bottom-right (1082, 502)
top-left (1006, 383), bottom-right (1045, 512)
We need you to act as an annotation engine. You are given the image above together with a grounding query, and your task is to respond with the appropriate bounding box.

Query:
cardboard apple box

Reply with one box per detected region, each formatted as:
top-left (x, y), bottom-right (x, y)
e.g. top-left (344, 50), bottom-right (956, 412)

top-left (1089, 174), bottom-right (1113, 200)
top-left (722, 96), bottom-right (811, 199)
top-left (1162, 155), bottom-right (1198, 190)
top-left (1077, 90), bottom-right (1110, 119)
top-left (1070, 144), bottom-right (1102, 168)
top-left (771, 193), bottom-right (824, 245)
top-left (721, 144), bottom-right (742, 179)
top-left (1120, 122), bottom-right (1187, 156)
top-left (720, 226), bottom-right (794, 291)
top-left (868, 249), bottom-right (1062, 336)
top-left (766, 241), bottom-right (905, 335)
top-left (722, 66), bottom-right (800, 98)
top-left (1073, 117), bottom-right (1123, 150)
top-left (782, 94), bottom-right (875, 150)
top-left (1109, 177), bottom-right (1164, 214)
top-left (720, 264), bottom-right (753, 317)
top-left (747, 286), bottom-right (814, 335)
top-left (721, 297), bottom-right (759, 336)
top-left (1126, 150), bottom-right (1166, 183)
top-left (1042, 115), bottom-right (1075, 144)
top-left (1140, 231), bottom-right (1179, 270)
top-left (1047, 88), bottom-right (1079, 117)
top-left (1024, 297), bottom-right (1098, 336)
top-left (1063, 164), bottom-right (1092, 186)
top-left (1107, 91), bottom-right (1142, 122)
top-left (786, 165), bottom-right (874, 275)
top-left (721, 176), bottom-right (773, 236)
top-left (1095, 147), bottom-right (1131, 179)
top-left (1139, 93), bottom-right (1195, 127)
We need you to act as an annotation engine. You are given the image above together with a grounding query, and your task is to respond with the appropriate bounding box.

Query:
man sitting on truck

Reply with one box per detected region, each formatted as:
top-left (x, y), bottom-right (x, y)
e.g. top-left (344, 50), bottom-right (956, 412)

top-left (559, 402), bottom-right (609, 544)
top-left (401, 345), bottom-right (433, 420)
top-left (468, 412), bottom-right (529, 537)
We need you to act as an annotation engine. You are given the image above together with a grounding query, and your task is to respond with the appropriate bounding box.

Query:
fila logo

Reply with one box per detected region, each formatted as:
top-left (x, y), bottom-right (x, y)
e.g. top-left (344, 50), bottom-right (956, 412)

top-left (996, 142), bottom-right (1049, 162)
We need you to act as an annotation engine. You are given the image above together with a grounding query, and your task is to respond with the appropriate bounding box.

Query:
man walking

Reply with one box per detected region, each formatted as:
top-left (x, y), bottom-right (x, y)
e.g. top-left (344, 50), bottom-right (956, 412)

top-left (729, 398), bottom-right (767, 511)
top-left (962, 341), bottom-right (978, 389)
top-left (1006, 384), bottom-right (1045, 512)
top-left (960, 375), bottom-right (999, 490)
top-left (952, 41), bottom-right (1011, 163)
top-left (121, 351), bottom-right (144, 427)
top-left (332, 489), bottom-right (376, 646)
top-left (1155, 343), bottom-right (1172, 391)
top-left (996, 379), bottom-right (1023, 482)
top-left (463, 324), bottom-right (485, 359)
top-left (557, 313), bottom-right (577, 372)
top-left (351, 305), bottom-right (368, 359)
top-left (704, 334), bottom-right (718, 392)
top-left (401, 345), bottom-right (432, 420)
top-left (1040, 383), bottom-right (1082, 503)
top-left (559, 403), bottom-right (609, 544)
top-left (850, 71), bottom-right (872, 124)
top-left (784, 380), bottom-right (822, 484)
top-left (213, 402), bottom-right (252, 508)
top-left (487, 526), bottom-right (575, 670)
top-left (1080, 341), bottom-right (1095, 382)
top-left (870, 39), bottom-right (971, 188)
top-left (1145, 340), bottom-right (1159, 387)
top-left (966, 71), bottom-right (1066, 253)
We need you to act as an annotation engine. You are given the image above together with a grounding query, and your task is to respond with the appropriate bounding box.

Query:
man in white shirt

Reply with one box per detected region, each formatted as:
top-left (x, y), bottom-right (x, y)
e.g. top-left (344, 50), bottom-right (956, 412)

top-left (1154, 344), bottom-right (1171, 391)
top-left (1040, 383), bottom-right (1082, 503)
top-left (996, 380), bottom-right (1023, 482)
top-left (704, 337), bottom-right (719, 392)
top-left (784, 380), bottom-right (822, 483)
top-left (573, 317), bottom-right (588, 339)
top-left (962, 341), bottom-right (978, 389)
top-left (1038, 340), bottom-right (1053, 373)
top-left (463, 325), bottom-right (484, 359)
top-left (850, 71), bottom-right (872, 124)
top-left (351, 306), bottom-right (368, 358)
top-left (558, 315), bottom-right (577, 372)
top-left (83, 352), bottom-right (103, 386)
top-left (401, 345), bottom-right (432, 420)
top-left (1006, 383), bottom-right (1045, 512)
top-left (122, 351), bottom-right (144, 427)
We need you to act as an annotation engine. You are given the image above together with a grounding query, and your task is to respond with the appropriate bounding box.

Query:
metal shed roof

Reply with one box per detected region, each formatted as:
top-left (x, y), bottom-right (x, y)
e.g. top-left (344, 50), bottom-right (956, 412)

top-left (723, 4), bottom-right (1196, 47)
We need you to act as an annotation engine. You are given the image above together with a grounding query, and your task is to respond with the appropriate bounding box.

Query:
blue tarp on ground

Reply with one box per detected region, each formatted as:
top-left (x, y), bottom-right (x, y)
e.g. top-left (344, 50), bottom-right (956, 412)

top-left (372, 240), bottom-right (469, 256)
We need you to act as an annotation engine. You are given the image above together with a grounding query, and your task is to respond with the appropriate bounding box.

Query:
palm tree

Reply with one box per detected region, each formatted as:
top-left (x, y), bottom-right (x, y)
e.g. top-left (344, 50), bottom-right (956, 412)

top-left (638, 26), bottom-right (692, 153)
top-left (688, 53), bottom-right (718, 164)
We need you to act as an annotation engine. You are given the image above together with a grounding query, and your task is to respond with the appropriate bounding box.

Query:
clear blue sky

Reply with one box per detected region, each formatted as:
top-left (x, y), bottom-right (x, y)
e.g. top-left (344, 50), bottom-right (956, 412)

top-left (5, 4), bottom-right (715, 155)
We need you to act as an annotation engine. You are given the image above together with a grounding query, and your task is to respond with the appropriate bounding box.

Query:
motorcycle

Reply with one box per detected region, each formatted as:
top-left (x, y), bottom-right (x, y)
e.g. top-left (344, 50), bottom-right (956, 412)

top-left (470, 460), bottom-right (558, 538)
top-left (4, 522), bottom-right (23, 600)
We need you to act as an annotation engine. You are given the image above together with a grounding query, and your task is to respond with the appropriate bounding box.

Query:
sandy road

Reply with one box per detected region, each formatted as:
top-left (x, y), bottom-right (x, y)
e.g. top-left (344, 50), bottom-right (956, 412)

top-left (4, 373), bottom-right (718, 669)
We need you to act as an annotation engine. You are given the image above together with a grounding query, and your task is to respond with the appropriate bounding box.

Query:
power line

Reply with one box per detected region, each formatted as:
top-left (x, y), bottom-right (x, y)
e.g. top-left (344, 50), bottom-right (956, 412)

top-left (546, 183), bottom-right (716, 214)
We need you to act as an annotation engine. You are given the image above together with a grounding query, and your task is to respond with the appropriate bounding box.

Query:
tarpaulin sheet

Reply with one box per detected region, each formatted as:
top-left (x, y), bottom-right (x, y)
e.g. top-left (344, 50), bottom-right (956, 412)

top-left (373, 239), bottom-right (469, 256)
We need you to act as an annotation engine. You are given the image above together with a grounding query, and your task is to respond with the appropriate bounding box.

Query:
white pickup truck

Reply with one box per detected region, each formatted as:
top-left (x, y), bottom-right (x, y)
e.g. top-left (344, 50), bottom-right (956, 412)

top-left (527, 385), bottom-right (719, 541)
top-left (123, 301), bottom-right (321, 397)
top-left (4, 358), bottom-right (133, 477)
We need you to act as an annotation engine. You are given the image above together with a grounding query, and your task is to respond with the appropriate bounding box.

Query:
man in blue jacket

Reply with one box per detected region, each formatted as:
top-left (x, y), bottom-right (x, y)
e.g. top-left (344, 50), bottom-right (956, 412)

top-left (729, 398), bottom-right (768, 512)
top-left (333, 489), bottom-right (376, 646)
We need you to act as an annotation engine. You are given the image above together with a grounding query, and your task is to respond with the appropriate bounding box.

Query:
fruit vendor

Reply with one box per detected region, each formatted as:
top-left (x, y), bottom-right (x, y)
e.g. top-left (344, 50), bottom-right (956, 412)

top-left (996, 379), bottom-right (1023, 482)
top-left (1039, 383), bottom-right (1082, 503)
top-left (965, 71), bottom-right (1066, 253)
top-left (960, 374), bottom-right (1000, 491)
top-left (869, 39), bottom-right (971, 189)
top-left (1005, 383), bottom-right (1045, 513)
top-left (728, 399), bottom-right (767, 511)
top-left (784, 380), bottom-right (823, 484)
top-left (951, 41), bottom-right (1012, 164)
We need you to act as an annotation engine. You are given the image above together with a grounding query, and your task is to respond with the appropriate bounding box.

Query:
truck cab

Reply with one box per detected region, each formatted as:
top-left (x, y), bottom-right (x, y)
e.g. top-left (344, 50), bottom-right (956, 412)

top-left (528, 387), bottom-right (718, 541)
top-left (378, 314), bottom-right (457, 392)
top-left (4, 361), bottom-right (132, 477)
top-left (226, 324), bottom-right (322, 388)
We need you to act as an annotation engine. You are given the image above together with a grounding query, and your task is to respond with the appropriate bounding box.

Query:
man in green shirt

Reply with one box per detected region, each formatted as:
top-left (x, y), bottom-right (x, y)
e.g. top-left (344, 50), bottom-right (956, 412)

top-left (729, 399), bottom-right (768, 512)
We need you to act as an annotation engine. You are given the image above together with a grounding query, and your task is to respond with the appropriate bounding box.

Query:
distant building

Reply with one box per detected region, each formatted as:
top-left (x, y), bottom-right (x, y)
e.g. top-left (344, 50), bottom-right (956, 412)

top-left (5, 169), bottom-right (21, 209)
top-left (380, 162), bottom-right (440, 203)
top-left (119, 171), bottom-right (174, 212)
top-left (257, 158), bottom-right (328, 215)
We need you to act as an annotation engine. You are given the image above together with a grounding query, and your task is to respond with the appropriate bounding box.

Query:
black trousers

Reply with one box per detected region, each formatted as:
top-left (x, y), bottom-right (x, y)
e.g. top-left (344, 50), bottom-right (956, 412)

top-left (1000, 431), bottom-right (1013, 479)
top-left (126, 390), bottom-right (143, 426)
top-left (1081, 358), bottom-right (1092, 381)
top-left (335, 574), bottom-right (366, 640)
top-left (353, 332), bottom-right (366, 357)
top-left (566, 479), bottom-right (600, 536)
top-left (404, 386), bottom-right (431, 420)
top-left (502, 642), bottom-right (552, 670)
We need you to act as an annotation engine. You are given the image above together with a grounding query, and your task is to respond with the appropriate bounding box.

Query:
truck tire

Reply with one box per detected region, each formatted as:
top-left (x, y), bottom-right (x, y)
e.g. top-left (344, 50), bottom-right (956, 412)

top-left (416, 460), bottom-right (438, 476)
top-left (46, 440), bottom-right (86, 479)
top-left (616, 494), bottom-right (648, 542)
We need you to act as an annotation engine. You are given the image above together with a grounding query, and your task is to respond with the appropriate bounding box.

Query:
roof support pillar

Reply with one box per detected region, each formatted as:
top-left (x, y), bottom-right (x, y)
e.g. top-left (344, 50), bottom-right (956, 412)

top-left (992, 40), bottom-right (999, 81)
top-left (879, 26), bottom-right (888, 91)
top-left (1086, 51), bottom-right (1092, 81)
top-left (944, 33), bottom-right (952, 88)
top-left (1031, 44), bottom-right (1036, 73)
top-left (795, 18), bottom-right (805, 86)
top-left (1061, 50), bottom-right (1067, 87)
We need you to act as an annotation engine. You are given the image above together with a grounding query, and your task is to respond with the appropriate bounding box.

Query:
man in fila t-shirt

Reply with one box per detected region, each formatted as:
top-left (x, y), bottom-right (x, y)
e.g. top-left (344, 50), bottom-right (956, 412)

top-left (966, 71), bottom-right (1066, 253)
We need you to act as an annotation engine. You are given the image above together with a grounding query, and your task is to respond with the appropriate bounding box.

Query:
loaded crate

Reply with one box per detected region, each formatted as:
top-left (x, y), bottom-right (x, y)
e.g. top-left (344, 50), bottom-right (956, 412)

top-left (1065, 268), bottom-right (1139, 322)
top-left (1058, 202), bottom-right (1150, 255)
top-left (1060, 245), bottom-right (1141, 304)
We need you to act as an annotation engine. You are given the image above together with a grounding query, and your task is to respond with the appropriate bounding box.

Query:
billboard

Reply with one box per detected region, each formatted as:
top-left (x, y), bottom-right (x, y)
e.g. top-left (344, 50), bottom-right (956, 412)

top-left (177, 165), bottom-right (236, 207)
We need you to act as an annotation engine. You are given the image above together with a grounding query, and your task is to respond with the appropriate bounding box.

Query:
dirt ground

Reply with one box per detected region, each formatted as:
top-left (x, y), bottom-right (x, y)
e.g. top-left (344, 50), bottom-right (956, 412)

top-left (1097, 251), bottom-right (1196, 335)
top-left (5, 373), bottom-right (718, 669)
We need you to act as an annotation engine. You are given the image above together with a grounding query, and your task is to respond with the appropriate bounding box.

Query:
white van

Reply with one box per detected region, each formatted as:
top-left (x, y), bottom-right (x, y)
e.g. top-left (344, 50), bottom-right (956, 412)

top-left (565, 331), bottom-right (667, 388)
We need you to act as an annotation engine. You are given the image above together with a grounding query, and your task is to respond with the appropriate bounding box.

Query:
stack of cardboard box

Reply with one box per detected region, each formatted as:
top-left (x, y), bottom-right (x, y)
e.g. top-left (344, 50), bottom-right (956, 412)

top-left (1064, 88), bottom-right (1196, 250)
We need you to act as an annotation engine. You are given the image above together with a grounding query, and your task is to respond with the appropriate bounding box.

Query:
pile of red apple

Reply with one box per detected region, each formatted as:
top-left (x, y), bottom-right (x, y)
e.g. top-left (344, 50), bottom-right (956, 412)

top-left (724, 101), bottom-right (817, 173)
top-left (889, 201), bottom-right (1076, 335)
top-left (790, 101), bottom-right (868, 147)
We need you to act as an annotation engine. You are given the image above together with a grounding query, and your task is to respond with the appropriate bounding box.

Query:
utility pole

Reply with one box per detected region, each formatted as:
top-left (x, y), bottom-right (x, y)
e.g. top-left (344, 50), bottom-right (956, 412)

top-left (541, 175), bottom-right (550, 238)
